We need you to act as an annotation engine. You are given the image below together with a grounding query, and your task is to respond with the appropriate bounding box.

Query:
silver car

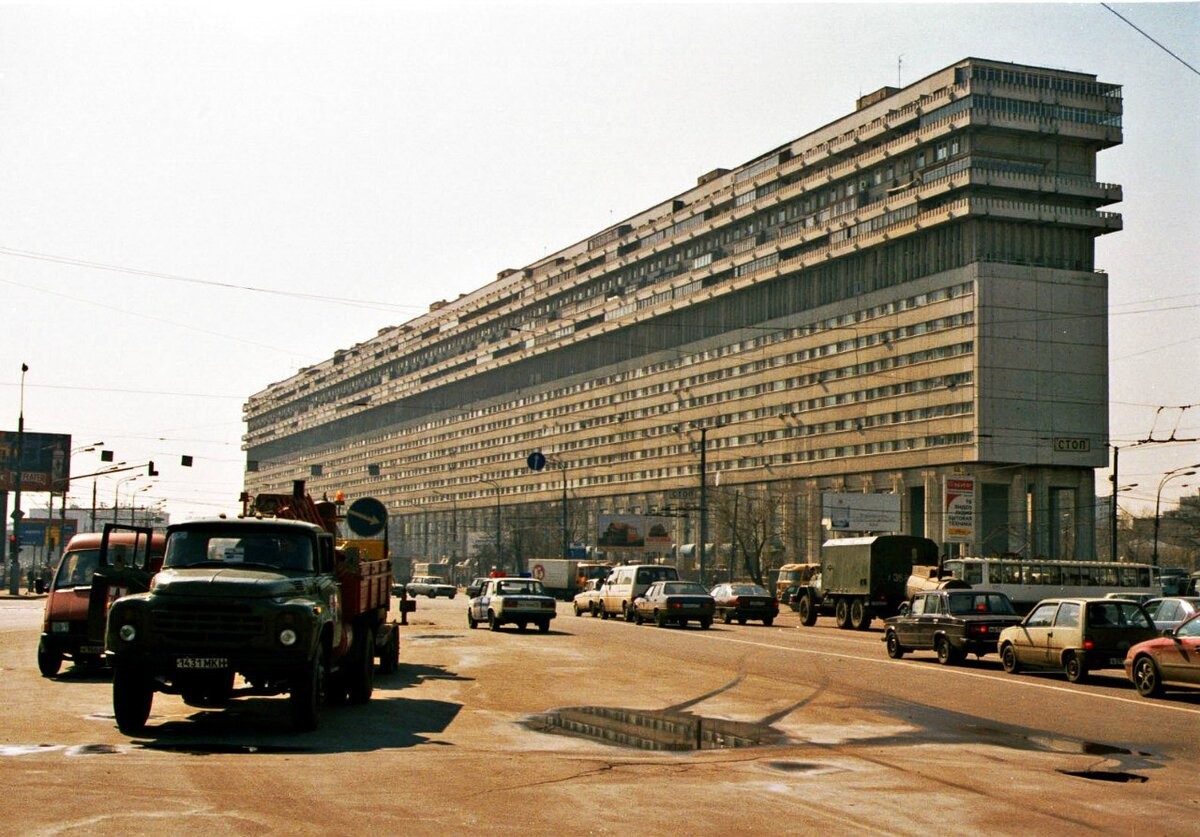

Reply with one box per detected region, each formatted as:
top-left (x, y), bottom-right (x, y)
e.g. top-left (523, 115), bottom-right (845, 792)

top-left (1142, 597), bottom-right (1200, 633)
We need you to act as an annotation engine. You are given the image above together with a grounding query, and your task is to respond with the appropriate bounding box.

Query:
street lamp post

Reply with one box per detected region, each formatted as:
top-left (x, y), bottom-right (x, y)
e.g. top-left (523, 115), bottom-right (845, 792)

top-left (8, 363), bottom-right (29, 595)
top-left (1153, 464), bottom-right (1200, 566)
top-left (131, 484), bottom-right (154, 525)
top-left (479, 477), bottom-right (502, 574)
top-left (115, 475), bottom-right (141, 523)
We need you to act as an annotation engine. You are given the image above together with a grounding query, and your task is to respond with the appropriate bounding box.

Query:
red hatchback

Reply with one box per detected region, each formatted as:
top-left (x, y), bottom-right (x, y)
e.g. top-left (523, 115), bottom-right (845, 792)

top-left (1125, 610), bottom-right (1200, 698)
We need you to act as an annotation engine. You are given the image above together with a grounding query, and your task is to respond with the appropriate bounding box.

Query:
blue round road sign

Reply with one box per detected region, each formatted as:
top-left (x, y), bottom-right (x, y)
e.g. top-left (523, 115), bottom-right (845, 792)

top-left (346, 496), bottom-right (387, 537)
top-left (527, 451), bottom-right (547, 471)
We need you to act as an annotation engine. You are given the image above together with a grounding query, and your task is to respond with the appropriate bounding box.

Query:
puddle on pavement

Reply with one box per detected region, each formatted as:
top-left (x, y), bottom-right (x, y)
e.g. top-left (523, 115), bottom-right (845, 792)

top-left (523, 706), bottom-right (783, 751)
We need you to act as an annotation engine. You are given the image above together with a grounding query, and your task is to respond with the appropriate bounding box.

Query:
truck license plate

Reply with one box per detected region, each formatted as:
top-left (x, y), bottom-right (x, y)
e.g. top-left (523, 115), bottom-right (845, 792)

top-left (177, 657), bottom-right (229, 670)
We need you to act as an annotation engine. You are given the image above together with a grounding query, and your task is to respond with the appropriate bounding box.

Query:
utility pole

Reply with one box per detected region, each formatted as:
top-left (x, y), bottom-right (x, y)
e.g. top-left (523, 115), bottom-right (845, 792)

top-left (8, 363), bottom-right (28, 595)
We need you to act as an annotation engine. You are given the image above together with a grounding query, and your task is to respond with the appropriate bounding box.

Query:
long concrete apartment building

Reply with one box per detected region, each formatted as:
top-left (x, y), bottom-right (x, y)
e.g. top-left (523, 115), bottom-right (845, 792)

top-left (243, 57), bottom-right (1122, 569)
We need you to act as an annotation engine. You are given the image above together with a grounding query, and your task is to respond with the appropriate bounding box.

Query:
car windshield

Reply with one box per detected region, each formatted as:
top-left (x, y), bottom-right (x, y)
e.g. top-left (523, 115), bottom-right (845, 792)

top-left (496, 580), bottom-right (544, 595)
top-left (661, 582), bottom-right (709, 595)
top-left (730, 584), bottom-right (769, 596)
top-left (164, 531), bottom-right (314, 571)
top-left (947, 592), bottom-right (1017, 615)
top-left (52, 548), bottom-right (100, 589)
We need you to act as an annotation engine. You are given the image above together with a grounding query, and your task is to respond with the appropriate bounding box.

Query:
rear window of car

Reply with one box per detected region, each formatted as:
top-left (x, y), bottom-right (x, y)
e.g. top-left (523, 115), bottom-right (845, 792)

top-left (947, 592), bottom-right (1016, 615)
top-left (1087, 601), bottom-right (1152, 628)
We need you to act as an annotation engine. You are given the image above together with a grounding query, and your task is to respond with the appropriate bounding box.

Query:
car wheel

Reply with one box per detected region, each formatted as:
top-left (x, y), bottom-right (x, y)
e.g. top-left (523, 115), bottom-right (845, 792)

top-left (886, 630), bottom-right (905, 659)
top-left (1001, 643), bottom-right (1020, 674)
top-left (113, 664), bottom-right (154, 734)
top-left (625, 604), bottom-right (637, 623)
top-left (538, 620), bottom-right (550, 634)
top-left (655, 610), bottom-right (666, 628)
top-left (935, 637), bottom-right (958, 666)
top-left (722, 610), bottom-right (732, 625)
top-left (1132, 655), bottom-right (1164, 698)
top-left (468, 611), bottom-right (478, 629)
top-left (37, 639), bottom-right (63, 678)
top-left (517, 622), bottom-right (528, 632)
top-left (573, 602), bottom-right (583, 616)
top-left (700, 617), bottom-right (712, 630)
top-left (1063, 652), bottom-right (1087, 683)
top-left (634, 609), bottom-right (644, 625)
top-left (763, 617), bottom-right (774, 627)
top-left (798, 595), bottom-right (817, 627)
top-left (737, 617), bottom-right (747, 625)
top-left (488, 611), bottom-right (500, 632)
top-left (834, 599), bottom-right (850, 629)
top-left (589, 603), bottom-right (599, 618)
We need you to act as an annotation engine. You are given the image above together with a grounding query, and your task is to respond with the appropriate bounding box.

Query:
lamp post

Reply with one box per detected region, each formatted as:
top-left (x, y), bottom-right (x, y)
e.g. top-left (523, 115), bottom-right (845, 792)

top-left (1153, 465), bottom-right (1200, 566)
top-left (115, 475), bottom-right (141, 523)
top-left (131, 484), bottom-right (154, 525)
top-left (8, 363), bottom-right (28, 595)
top-left (479, 477), bottom-right (502, 574)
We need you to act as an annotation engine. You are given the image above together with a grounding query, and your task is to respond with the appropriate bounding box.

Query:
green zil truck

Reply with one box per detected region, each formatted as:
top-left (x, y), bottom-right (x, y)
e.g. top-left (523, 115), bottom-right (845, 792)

top-left (795, 535), bottom-right (940, 631)
top-left (105, 486), bottom-right (398, 733)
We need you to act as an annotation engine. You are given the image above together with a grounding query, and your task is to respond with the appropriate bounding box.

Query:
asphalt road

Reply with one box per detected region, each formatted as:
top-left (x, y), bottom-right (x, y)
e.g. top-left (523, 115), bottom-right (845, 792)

top-left (2, 592), bottom-right (1198, 835)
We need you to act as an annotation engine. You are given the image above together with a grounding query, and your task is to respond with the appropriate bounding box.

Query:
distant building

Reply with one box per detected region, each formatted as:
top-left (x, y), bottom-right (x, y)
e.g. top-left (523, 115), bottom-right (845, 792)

top-left (243, 57), bottom-right (1121, 566)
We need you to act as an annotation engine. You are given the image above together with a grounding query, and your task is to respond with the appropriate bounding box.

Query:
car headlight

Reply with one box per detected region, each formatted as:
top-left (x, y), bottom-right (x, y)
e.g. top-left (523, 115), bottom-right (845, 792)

top-left (118, 623), bottom-right (137, 642)
top-left (279, 628), bottom-right (298, 646)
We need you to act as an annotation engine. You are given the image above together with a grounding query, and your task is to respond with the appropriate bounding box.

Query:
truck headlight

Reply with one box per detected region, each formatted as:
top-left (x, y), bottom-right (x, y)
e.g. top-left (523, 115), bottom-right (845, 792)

top-left (118, 623), bottom-right (137, 642)
top-left (279, 628), bottom-right (298, 646)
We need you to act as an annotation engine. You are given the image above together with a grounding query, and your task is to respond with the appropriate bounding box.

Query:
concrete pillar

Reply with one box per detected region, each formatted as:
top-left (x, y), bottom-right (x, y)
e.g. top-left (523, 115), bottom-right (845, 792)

top-left (1076, 470), bottom-right (1096, 561)
top-left (922, 470), bottom-right (940, 543)
top-left (1009, 471), bottom-right (1027, 558)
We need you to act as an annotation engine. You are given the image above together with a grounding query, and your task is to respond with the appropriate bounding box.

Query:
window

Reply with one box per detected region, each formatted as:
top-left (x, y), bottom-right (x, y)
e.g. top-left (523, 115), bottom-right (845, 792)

top-left (1054, 602), bottom-right (1081, 628)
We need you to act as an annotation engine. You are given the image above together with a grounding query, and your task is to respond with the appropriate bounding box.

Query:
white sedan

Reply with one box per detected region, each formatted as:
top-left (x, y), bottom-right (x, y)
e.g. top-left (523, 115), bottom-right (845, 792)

top-left (468, 577), bottom-right (557, 632)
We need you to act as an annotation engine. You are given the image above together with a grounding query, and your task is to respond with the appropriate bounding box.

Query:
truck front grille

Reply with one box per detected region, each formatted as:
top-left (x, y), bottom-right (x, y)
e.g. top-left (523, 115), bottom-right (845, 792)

top-left (150, 605), bottom-right (265, 648)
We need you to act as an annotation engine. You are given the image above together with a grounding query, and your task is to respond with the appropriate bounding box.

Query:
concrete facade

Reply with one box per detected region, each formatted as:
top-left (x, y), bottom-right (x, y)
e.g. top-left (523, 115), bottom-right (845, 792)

top-left (242, 57), bottom-right (1122, 572)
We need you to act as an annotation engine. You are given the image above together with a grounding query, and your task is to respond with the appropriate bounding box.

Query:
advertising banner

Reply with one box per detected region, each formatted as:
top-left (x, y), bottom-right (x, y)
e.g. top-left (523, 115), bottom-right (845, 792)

top-left (0, 431), bottom-right (72, 492)
top-left (943, 476), bottom-right (976, 543)
top-left (821, 493), bottom-right (901, 533)
top-left (597, 514), bottom-right (673, 554)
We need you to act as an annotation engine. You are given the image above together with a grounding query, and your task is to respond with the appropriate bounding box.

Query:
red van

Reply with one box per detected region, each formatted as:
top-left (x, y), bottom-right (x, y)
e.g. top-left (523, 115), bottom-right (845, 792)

top-left (38, 528), bottom-right (165, 677)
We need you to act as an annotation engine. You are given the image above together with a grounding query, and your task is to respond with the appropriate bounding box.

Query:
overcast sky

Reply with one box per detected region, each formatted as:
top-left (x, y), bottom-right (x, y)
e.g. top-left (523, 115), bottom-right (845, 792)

top-left (0, 1), bottom-right (1197, 523)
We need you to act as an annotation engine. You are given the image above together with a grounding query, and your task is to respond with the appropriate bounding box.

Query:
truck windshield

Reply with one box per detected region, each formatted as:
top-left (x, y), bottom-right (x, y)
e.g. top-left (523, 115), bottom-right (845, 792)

top-left (164, 531), bottom-right (314, 571)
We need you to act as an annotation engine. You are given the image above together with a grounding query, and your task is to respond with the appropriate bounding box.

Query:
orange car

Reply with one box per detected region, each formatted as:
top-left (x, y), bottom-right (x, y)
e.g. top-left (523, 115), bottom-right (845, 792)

top-left (38, 529), bottom-right (164, 676)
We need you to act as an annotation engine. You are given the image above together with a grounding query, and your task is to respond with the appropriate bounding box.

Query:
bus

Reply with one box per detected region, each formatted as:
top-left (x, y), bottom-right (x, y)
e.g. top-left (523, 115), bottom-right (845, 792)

top-left (941, 557), bottom-right (1160, 614)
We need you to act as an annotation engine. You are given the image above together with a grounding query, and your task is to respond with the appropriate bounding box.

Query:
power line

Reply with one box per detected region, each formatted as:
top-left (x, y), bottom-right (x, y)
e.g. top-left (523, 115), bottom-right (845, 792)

top-left (1102, 3), bottom-right (1200, 76)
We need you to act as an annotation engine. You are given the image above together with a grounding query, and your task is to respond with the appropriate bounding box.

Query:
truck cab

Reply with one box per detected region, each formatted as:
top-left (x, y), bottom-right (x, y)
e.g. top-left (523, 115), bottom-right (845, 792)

top-left (105, 509), bottom-right (397, 734)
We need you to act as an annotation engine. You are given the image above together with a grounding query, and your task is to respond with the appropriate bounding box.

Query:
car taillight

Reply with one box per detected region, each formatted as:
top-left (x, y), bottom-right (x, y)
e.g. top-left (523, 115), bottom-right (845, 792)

top-left (732, 597), bottom-right (742, 606)
top-left (670, 602), bottom-right (681, 609)
top-left (1083, 638), bottom-right (1095, 650)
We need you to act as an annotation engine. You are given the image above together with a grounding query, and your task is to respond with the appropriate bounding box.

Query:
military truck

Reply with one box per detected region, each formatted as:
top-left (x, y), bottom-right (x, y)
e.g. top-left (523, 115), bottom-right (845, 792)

top-left (104, 482), bottom-right (398, 733)
top-left (795, 535), bottom-right (939, 631)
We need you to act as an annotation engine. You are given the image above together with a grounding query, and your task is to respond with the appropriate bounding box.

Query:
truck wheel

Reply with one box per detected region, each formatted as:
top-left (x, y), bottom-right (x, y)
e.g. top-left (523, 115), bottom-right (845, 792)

top-left (348, 626), bottom-right (375, 704)
top-left (112, 665), bottom-right (154, 734)
top-left (886, 630), bottom-right (906, 659)
top-left (798, 595), bottom-right (817, 627)
top-left (834, 599), bottom-right (850, 629)
top-left (37, 639), bottom-right (62, 678)
top-left (290, 648), bottom-right (325, 732)
top-left (850, 598), bottom-right (872, 631)
top-left (379, 625), bottom-right (400, 675)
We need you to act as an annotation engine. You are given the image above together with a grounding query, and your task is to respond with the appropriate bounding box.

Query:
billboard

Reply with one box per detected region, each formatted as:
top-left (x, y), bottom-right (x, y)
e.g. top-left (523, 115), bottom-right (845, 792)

top-left (0, 432), bottom-right (71, 492)
top-left (821, 493), bottom-right (902, 533)
top-left (597, 514), bottom-right (673, 554)
top-left (942, 476), bottom-right (976, 543)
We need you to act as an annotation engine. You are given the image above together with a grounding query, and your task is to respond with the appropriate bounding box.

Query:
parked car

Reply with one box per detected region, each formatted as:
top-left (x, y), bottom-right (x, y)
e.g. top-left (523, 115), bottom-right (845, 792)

top-left (1125, 610), bottom-right (1200, 698)
top-left (709, 583), bottom-right (779, 626)
top-left (467, 576), bottom-right (557, 632)
top-left (631, 581), bottom-right (714, 629)
top-left (1141, 597), bottom-right (1200, 633)
top-left (1103, 591), bottom-right (1156, 605)
top-left (779, 584), bottom-right (801, 606)
top-left (998, 597), bottom-right (1158, 683)
top-left (465, 577), bottom-right (489, 598)
top-left (407, 575), bottom-right (457, 598)
top-left (883, 589), bottom-right (1022, 664)
top-left (572, 578), bottom-right (605, 617)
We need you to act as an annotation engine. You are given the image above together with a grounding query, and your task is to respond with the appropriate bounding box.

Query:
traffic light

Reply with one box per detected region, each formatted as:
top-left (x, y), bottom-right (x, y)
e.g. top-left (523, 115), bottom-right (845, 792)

top-left (181, 455), bottom-right (193, 467)
top-left (147, 461), bottom-right (159, 476)
top-left (100, 450), bottom-right (114, 462)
